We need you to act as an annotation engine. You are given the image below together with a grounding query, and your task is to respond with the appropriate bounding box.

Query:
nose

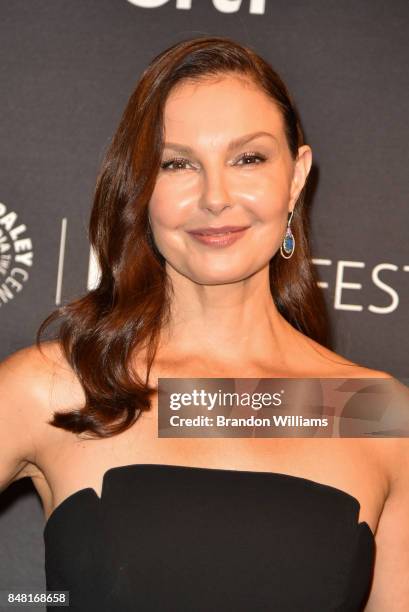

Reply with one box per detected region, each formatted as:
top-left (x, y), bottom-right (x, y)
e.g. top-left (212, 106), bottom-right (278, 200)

top-left (199, 165), bottom-right (233, 214)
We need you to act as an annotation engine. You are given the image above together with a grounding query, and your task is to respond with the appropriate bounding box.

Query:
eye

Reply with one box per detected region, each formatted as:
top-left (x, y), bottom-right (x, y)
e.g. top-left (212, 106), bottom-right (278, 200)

top-left (160, 151), bottom-right (267, 172)
top-left (236, 151), bottom-right (267, 166)
top-left (160, 157), bottom-right (191, 172)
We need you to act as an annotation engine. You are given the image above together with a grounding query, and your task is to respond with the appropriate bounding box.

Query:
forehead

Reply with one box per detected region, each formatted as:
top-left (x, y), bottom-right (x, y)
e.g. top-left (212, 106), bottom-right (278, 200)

top-left (163, 75), bottom-right (285, 143)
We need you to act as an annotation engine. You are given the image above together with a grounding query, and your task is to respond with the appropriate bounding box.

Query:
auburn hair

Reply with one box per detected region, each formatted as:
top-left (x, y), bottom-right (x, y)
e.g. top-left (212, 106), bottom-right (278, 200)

top-left (36, 35), bottom-right (331, 438)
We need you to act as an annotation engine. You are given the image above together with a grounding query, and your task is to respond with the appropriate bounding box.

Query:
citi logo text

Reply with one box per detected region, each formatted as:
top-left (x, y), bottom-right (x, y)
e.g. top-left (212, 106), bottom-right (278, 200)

top-left (126, 0), bottom-right (265, 15)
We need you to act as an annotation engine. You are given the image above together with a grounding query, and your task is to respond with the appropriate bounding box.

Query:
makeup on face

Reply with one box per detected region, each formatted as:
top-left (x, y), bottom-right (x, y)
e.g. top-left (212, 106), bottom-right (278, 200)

top-left (147, 76), bottom-right (297, 284)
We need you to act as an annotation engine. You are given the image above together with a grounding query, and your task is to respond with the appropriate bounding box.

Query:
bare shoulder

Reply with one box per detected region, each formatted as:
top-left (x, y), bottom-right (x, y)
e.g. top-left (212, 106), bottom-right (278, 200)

top-left (0, 340), bottom-right (84, 484)
top-left (0, 341), bottom-right (54, 426)
top-left (363, 396), bottom-right (409, 608)
top-left (298, 328), bottom-right (405, 451)
top-left (0, 341), bottom-right (57, 488)
top-left (297, 330), bottom-right (392, 379)
top-left (1, 339), bottom-right (80, 409)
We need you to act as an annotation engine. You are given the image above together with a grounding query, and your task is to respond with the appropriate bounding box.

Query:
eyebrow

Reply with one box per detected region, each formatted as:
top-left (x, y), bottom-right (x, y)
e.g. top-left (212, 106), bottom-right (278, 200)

top-left (163, 131), bottom-right (277, 154)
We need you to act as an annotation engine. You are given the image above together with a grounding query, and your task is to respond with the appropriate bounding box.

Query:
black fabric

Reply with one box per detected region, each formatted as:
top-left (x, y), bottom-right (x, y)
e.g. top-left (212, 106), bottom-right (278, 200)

top-left (44, 464), bottom-right (375, 611)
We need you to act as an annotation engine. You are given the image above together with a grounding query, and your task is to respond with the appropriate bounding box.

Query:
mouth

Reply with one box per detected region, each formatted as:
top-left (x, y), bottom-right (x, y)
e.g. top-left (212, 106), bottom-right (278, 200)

top-left (186, 226), bottom-right (250, 248)
top-left (187, 225), bottom-right (250, 236)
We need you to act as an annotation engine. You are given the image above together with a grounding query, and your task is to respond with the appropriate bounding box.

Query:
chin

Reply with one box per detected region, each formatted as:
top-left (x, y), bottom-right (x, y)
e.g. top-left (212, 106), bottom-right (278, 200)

top-left (189, 269), bottom-right (252, 285)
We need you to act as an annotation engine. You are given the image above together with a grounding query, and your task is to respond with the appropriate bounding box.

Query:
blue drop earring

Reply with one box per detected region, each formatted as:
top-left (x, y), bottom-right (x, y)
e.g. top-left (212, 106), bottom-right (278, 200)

top-left (280, 210), bottom-right (295, 259)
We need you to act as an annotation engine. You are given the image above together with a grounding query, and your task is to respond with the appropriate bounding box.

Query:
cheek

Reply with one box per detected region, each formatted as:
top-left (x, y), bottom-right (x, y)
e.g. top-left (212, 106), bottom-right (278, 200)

top-left (233, 169), bottom-right (289, 222)
top-left (149, 175), bottom-right (197, 228)
top-left (148, 181), bottom-right (192, 259)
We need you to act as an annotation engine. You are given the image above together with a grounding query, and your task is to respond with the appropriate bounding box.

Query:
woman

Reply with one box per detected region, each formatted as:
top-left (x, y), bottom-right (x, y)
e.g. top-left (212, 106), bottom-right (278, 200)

top-left (1, 36), bottom-right (408, 611)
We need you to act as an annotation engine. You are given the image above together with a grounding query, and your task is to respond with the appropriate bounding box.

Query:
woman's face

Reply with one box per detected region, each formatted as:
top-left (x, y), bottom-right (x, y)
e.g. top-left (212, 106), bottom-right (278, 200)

top-left (148, 74), bottom-right (312, 285)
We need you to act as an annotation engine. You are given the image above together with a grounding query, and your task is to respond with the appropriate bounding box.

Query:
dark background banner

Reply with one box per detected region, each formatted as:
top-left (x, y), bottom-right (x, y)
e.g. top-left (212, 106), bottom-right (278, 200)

top-left (1, 0), bottom-right (408, 598)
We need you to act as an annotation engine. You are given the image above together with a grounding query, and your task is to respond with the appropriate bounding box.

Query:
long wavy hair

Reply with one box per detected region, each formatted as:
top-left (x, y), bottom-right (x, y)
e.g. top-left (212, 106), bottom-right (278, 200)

top-left (36, 35), bottom-right (331, 438)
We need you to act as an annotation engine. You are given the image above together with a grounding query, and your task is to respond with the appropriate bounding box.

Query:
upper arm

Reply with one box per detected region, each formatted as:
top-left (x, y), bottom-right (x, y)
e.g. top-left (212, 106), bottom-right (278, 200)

top-left (0, 343), bottom-right (54, 491)
top-left (364, 381), bottom-right (409, 610)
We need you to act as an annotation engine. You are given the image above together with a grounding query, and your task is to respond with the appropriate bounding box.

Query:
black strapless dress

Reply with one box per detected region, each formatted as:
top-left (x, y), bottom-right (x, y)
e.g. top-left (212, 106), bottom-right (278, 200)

top-left (44, 464), bottom-right (375, 611)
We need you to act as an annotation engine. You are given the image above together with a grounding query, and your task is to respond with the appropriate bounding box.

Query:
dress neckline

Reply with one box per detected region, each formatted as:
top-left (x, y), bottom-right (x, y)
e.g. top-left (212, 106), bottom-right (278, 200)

top-left (43, 462), bottom-right (374, 539)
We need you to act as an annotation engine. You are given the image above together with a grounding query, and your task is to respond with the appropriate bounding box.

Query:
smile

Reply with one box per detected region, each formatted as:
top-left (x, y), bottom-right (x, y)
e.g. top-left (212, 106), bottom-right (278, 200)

top-left (187, 228), bottom-right (249, 248)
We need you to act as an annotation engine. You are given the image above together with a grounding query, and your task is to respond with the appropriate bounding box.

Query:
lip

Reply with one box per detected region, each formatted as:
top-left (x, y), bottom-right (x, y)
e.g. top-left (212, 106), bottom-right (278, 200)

top-left (187, 226), bottom-right (250, 248)
top-left (187, 225), bottom-right (250, 235)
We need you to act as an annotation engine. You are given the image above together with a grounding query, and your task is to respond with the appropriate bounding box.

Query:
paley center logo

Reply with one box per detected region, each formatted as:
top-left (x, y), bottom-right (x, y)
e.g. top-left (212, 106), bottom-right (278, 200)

top-left (0, 202), bottom-right (33, 307)
top-left (126, 0), bottom-right (266, 14)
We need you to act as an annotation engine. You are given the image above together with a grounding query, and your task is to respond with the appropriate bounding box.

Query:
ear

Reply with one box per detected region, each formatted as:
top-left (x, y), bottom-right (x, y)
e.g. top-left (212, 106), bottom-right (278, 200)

top-left (289, 145), bottom-right (312, 211)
